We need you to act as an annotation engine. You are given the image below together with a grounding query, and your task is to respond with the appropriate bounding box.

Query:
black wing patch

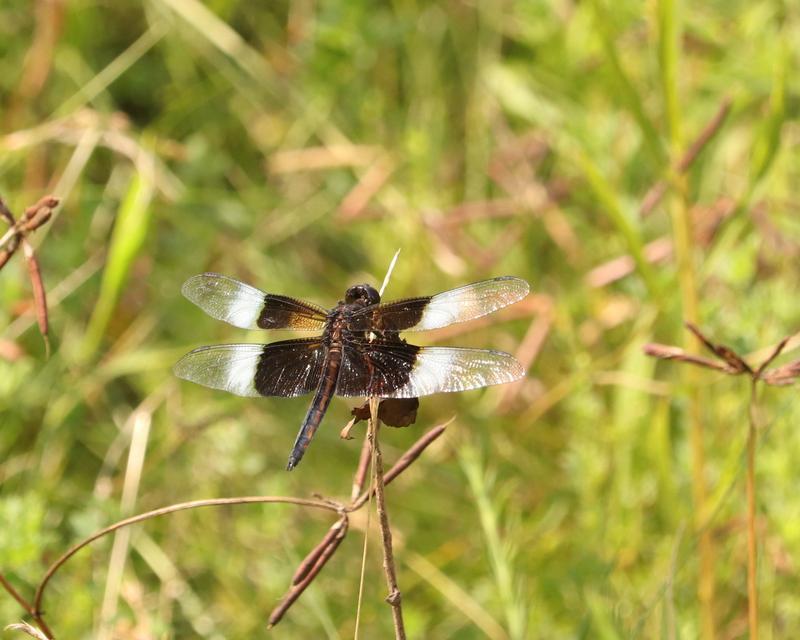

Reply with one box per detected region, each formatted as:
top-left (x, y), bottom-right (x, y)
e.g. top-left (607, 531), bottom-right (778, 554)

top-left (336, 337), bottom-right (524, 398)
top-left (347, 276), bottom-right (529, 333)
top-left (174, 338), bottom-right (327, 398)
top-left (182, 273), bottom-right (328, 331)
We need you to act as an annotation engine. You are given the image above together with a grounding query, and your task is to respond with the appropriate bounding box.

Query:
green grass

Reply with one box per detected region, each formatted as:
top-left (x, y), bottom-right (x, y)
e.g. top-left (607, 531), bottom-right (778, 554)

top-left (1, 1), bottom-right (800, 638)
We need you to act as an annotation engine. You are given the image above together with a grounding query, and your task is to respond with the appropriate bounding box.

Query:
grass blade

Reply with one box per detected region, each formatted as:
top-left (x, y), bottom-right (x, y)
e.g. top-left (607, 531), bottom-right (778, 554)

top-left (81, 167), bottom-right (154, 360)
top-left (459, 444), bottom-right (527, 640)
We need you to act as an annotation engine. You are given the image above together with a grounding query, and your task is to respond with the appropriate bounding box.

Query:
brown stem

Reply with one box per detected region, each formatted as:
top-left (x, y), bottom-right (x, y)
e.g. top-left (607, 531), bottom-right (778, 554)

top-left (351, 428), bottom-right (373, 501)
top-left (746, 380), bottom-right (759, 640)
top-left (33, 496), bottom-right (340, 618)
top-left (0, 573), bottom-right (36, 618)
top-left (384, 422), bottom-right (449, 485)
top-left (0, 195), bottom-right (58, 252)
top-left (368, 397), bottom-right (406, 639)
top-left (350, 422), bottom-right (448, 511)
top-left (0, 573), bottom-right (54, 639)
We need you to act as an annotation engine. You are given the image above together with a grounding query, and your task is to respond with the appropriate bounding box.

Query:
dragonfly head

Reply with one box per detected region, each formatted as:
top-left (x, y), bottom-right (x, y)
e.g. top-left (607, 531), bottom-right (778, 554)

top-left (345, 283), bottom-right (381, 307)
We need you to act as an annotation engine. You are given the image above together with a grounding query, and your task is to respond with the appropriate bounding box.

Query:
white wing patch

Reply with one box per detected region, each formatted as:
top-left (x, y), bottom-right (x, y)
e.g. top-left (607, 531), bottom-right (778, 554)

top-left (181, 273), bottom-right (266, 330)
top-left (415, 277), bottom-right (530, 331)
top-left (173, 344), bottom-right (261, 397)
top-left (387, 348), bottom-right (525, 398)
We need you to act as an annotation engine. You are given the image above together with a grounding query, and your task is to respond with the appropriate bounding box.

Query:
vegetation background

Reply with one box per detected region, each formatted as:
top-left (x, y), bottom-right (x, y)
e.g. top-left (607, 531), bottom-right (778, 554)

top-left (1, 0), bottom-right (799, 638)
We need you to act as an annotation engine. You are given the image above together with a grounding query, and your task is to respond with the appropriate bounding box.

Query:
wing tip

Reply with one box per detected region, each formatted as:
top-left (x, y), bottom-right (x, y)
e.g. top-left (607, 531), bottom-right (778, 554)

top-left (172, 352), bottom-right (192, 380)
top-left (181, 273), bottom-right (209, 301)
top-left (172, 350), bottom-right (209, 384)
top-left (504, 275), bottom-right (531, 300)
top-left (487, 350), bottom-right (526, 384)
top-left (508, 356), bottom-right (526, 382)
top-left (172, 345), bottom-right (262, 397)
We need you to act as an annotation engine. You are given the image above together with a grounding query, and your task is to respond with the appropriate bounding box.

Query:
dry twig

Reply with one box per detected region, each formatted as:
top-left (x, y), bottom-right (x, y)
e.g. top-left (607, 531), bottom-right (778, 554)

top-left (0, 194), bottom-right (59, 349)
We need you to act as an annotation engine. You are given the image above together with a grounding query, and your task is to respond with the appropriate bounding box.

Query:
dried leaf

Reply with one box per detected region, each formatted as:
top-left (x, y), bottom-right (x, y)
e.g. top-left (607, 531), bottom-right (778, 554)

top-left (351, 398), bottom-right (420, 428)
top-left (761, 359), bottom-right (800, 386)
top-left (755, 336), bottom-right (790, 378)
top-left (5, 622), bottom-right (49, 640)
top-left (685, 322), bottom-right (752, 374)
top-left (22, 239), bottom-right (48, 341)
top-left (643, 343), bottom-right (734, 373)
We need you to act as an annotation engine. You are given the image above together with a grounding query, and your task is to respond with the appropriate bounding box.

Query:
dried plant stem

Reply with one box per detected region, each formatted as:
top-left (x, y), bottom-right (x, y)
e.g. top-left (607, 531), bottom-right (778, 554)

top-left (0, 574), bottom-right (34, 615)
top-left (0, 573), bottom-right (55, 640)
top-left (32, 496), bottom-right (339, 618)
top-left (368, 397), bottom-right (406, 639)
top-left (746, 380), bottom-right (759, 640)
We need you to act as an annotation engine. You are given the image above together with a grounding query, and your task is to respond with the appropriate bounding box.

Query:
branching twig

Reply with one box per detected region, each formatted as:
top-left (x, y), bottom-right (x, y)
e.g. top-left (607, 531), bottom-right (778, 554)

top-left (272, 421), bottom-right (448, 629)
top-left (350, 421), bottom-right (449, 511)
top-left (0, 196), bottom-right (58, 254)
top-left (645, 323), bottom-right (800, 640)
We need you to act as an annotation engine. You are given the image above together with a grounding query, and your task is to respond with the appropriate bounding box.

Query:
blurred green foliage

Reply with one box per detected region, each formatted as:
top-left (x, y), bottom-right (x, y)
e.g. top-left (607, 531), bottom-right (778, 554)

top-left (1, 0), bottom-right (799, 638)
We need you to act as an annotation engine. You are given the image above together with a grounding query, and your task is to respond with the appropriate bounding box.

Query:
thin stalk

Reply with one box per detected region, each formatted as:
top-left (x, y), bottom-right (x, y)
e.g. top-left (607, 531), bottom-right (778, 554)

top-left (33, 496), bottom-right (339, 617)
top-left (746, 380), bottom-right (759, 639)
top-left (368, 397), bottom-right (406, 639)
top-left (354, 430), bottom-right (374, 640)
top-left (0, 574), bottom-right (55, 640)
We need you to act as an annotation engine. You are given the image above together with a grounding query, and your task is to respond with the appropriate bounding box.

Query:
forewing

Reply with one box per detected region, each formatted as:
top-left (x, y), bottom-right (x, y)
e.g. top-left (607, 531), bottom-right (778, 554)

top-left (182, 273), bottom-right (328, 330)
top-left (337, 338), bottom-right (524, 398)
top-left (174, 338), bottom-right (326, 397)
top-left (348, 276), bottom-right (529, 332)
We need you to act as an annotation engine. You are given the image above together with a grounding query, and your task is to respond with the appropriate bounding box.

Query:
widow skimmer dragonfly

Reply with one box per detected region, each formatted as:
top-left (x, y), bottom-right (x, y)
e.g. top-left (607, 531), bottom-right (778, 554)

top-left (174, 274), bottom-right (529, 470)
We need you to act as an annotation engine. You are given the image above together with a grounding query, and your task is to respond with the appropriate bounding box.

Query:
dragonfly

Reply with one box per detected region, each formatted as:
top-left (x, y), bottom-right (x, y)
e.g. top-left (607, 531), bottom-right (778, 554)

top-left (174, 274), bottom-right (529, 470)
